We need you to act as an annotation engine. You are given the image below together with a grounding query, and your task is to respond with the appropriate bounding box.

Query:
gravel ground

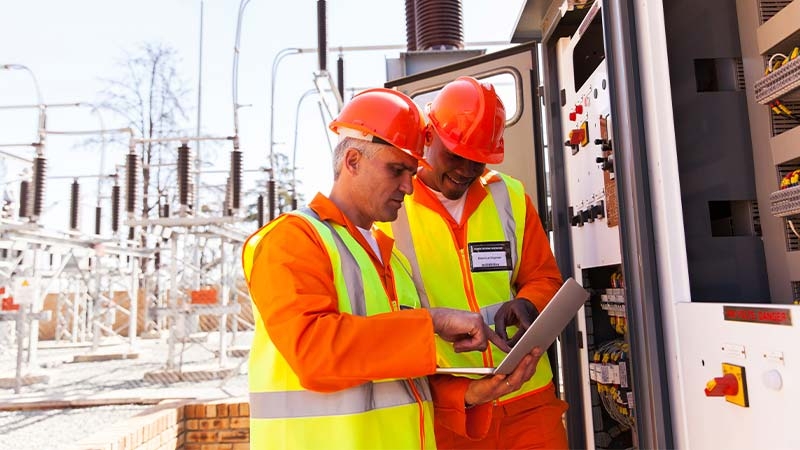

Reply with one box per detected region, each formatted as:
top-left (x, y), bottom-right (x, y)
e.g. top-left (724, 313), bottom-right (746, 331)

top-left (0, 404), bottom-right (153, 450)
top-left (0, 327), bottom-right (252, 450)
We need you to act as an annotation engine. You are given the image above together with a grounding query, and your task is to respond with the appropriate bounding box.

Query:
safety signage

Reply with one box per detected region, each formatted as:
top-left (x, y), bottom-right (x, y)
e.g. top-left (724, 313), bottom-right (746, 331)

top-left (13, 279), bottom-right (35, 305)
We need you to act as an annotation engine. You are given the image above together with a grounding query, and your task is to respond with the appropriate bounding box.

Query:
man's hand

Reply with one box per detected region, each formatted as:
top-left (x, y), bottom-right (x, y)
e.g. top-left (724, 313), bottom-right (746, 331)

top-left (463, 347), bottom-right (543, 406)
top-left (494, 298), bottom-right (539, 347)
top-left (429, 307), bottom-right (510, 353)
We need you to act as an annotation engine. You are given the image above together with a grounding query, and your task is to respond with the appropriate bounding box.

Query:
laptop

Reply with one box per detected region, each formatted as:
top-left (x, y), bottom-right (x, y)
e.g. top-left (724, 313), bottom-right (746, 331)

top-left (435, 277), bottom-right (589, 376)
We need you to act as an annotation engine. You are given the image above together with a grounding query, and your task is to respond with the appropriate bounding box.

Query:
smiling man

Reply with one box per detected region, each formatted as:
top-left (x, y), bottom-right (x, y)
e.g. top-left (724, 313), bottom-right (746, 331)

top-left (383, 77), bottom-right (568, 449)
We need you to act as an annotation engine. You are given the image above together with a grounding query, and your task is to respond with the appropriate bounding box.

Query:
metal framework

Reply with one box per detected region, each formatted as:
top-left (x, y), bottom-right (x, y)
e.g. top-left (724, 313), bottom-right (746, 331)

top-left (135, 217), bottom-right (252, 373)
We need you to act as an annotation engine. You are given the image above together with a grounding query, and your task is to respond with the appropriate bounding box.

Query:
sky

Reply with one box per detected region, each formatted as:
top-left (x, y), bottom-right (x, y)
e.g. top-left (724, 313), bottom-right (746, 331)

top-left (0, 0), bottom-right (525, 234)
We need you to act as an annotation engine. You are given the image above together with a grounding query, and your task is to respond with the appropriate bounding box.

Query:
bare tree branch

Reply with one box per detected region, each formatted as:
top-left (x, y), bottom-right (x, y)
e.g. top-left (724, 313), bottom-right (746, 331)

top-left (88, 41), bottom-right (197, 259)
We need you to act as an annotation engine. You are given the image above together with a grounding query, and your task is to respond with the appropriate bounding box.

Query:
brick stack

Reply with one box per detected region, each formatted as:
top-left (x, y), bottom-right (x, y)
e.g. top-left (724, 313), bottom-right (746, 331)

top-left (184, 400), bottom-right (250, 450)
top-left (72, 398), bottom-right (250, 450)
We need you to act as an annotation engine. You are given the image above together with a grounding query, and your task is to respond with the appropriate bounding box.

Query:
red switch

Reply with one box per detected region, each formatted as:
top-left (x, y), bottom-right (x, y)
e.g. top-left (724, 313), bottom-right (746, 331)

top-left (569, 111), bottom-right (577, 121)
top-left (569, 128), bottom-right (586, 145)
top-left (704, 373), bottom-right (738, 397)
top-left (575, 104), bottom-right (584, 114)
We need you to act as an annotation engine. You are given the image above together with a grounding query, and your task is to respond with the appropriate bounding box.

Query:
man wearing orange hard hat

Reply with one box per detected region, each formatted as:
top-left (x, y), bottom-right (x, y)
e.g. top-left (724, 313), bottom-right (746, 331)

top-left (242, 87), bottom-right (511, 449)
top-left (382, 77), bottom-right (568, 449)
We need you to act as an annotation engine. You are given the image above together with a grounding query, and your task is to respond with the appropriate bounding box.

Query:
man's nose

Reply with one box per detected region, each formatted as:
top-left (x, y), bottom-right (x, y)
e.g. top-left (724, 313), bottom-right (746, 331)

top-left (399, 172), bottom-right (414, 195)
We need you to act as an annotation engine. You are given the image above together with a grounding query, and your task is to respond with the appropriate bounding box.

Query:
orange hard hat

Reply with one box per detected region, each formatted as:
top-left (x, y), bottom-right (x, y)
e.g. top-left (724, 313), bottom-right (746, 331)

top-left (427, 76), bottom-right (506, 164)
top-left (329, 88), bottom-right (426, 160)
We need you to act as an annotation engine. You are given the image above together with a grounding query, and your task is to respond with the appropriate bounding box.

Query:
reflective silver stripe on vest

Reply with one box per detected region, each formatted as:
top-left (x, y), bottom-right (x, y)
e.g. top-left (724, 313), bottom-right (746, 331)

top-left (393, 205), bottom-right (431, 308)
top-left (410, 376), bottom-right (433, 406)
top-left (485, 177), bottom-right (518, 279)
top-left (250, 379), bottom-right (432, 419)
top-left (298, 207), bottom-right (366, 316)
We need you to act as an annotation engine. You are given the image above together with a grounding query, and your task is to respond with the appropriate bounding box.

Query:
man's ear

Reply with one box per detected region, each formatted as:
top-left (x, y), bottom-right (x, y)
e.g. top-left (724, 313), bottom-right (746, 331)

top-left (344, 147), bottom-right (361, 174)
top-left (424, 125), bottom-right (433, 147)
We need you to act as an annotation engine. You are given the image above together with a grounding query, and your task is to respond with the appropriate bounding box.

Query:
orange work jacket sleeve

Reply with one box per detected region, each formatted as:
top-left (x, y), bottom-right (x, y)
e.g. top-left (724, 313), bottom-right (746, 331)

top-left (514, 194), bottom-right (563, 312)
top-left (429, 374), bottom-right (493, 440)
top-left (248, 208), bottom-right (439, 393)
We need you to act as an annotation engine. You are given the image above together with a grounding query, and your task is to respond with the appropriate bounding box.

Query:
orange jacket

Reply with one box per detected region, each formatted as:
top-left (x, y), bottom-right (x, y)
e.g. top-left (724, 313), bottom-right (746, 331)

top-left (248, 193), bottom-right (491, 437)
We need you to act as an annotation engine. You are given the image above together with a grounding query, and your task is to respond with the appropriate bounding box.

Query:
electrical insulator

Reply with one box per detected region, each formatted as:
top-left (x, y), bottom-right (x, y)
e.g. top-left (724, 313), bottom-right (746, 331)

top-left (69, 179), bottom-right (80, 230)
top-left (268, 179), bottom-right (276, 221)
top-left (32, 156), bottom-right (47, 218)
top-left (317, 0), bottom-right (327, 72)
top-left (125, 153), bottom-right (138, 215)
top-left (187, 182), bottom-right (195, 213)
top-left (337, 55), bottom-right (344, 109)
top-left (19, 180), bottom-right (30, 218)
top-left (177, 143), bottom-right (192, 207)
top-left (415, 0), bottom-right (464, 51)
top-left (111, 184), bottom-right (121, 232)
top-left (405, 0), bottom-right (417, 51)
top-left (224, 176), bottom-right (232, 217)
top-left (257, 194), bottom-right (265, 226)
top-left (230, 149), bottom-right (242, 210)
top-left (94, 206), bottom-right (102, 235)
top-left (157, 194), bottom-right (168, 218)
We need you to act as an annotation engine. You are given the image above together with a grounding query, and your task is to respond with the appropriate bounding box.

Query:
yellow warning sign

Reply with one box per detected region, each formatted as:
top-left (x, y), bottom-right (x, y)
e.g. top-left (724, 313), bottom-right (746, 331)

top-left (14, 279), bottom-right (35, 305)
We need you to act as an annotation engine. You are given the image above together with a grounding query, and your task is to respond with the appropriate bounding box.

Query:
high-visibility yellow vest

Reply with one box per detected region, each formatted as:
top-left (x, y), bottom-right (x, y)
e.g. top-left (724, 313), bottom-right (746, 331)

top-left (387, 173), bottom-right (553, 403)
top-left (243, 209), bottom-right (436, 450)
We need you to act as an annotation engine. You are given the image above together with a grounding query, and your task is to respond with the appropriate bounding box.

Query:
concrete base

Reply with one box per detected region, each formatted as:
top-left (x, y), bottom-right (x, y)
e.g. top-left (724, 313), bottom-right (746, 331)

top-left (0, 374), bottom-right (49, 389)
top-left (143, 367), bottom-right (238, 384)
top-left (38, 336), bottom-right (127, 349)
top-left (0, 397), bottom-right (164, 412)
top-left (213, 346), bottom-right (249, 358)
top-left (72, 352), bottom-right (140, 363)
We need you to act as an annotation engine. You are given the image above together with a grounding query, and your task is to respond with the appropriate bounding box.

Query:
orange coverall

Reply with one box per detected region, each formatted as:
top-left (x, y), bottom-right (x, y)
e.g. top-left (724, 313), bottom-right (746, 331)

top-left (408, 175), bottom-right (569, 449)
top-left (247, 193), bottom-right (494, 441)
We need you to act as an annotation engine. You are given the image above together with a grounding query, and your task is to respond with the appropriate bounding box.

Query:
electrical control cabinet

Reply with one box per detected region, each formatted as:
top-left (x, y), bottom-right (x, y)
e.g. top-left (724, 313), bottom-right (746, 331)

top-left (388, 0), bottom-right (800, 448)
top-left (555, 4), bottom-right (635, 448)
top-left (545, 0), bottom-right (800, 448)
